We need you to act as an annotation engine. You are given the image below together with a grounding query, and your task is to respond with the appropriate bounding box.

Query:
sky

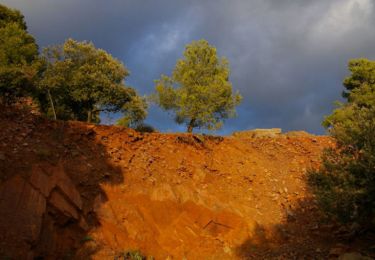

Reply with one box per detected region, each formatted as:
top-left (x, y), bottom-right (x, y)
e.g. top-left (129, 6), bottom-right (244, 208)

top-left (2, 0), bottom-right (375, 134)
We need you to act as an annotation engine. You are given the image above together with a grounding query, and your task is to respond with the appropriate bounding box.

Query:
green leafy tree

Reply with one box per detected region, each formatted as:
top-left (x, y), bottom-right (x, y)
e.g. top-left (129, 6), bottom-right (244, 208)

top-left (0, 4), bottom-right (26, 29)
top-left (38, 38), bottom-right (147, 123)
top-left (310, 58), bottom-right (375, 224)
top-left (154, 39), bottom-right (242, 133)
top-left (0, 4), bottom-right (39, 104)
top-left (116, 95), bottom-right (148, 127)
top-left (342, 59), bottom-right (375, 100)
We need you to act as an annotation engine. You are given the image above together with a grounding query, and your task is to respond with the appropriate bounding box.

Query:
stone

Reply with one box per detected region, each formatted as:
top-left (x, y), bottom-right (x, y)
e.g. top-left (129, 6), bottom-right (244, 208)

top-left (233, 128), bottom-right (282, 138)
top-left (284, 131), bottom-right (311, 137)
top-left (29, 167), bottom-right (55, 197)
top-left (151, 183), bottom-right (177, 201)
top-left (329, 247), bottom-right (346, 257)
top-left (286, 208), bottom-right (296, 222)
top-left (223, 245), bottom-right (232, 254)
top-left (29, 163), bottom-right (82, 210)
top-left (52, 164), bottom-right (82, 209)
top-left (193, 168), bottom-right (206, 181)
top-left (338, 252), bottom-right (374, 260)
top-left (79, 217), bottom-right (89, 231)
top-left (49, 190), bottom-right (79, 220)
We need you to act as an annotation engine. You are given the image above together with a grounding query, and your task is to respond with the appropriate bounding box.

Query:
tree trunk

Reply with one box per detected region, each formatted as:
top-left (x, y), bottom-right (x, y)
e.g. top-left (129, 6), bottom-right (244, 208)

top-left (187, 118), bottom-right (195, 133)
top-left (87, 109), bottom-right (92, 123)
top-left (47, 89), bottom-right (57, 120)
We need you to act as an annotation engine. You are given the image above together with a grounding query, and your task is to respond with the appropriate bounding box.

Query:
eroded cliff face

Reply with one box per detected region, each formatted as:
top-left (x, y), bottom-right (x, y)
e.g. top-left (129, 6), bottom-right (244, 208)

top-left (0, 108), bottom-right (336, 259)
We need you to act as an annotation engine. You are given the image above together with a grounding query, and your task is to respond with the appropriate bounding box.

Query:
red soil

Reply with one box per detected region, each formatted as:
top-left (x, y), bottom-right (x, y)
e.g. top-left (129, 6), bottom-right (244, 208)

top-left (0, 107), bottom-right (372, 259)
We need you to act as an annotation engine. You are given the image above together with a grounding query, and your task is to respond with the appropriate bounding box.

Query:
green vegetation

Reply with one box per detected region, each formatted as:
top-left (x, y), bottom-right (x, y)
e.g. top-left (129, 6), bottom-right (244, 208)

top-left (115, 95), bottom-right (148, 128)
top-left (0, 4), bottom-right (39, 104)
top-left (38, 39), bottom-right (147, 124)
top-left (1, 4), bottom-right (244, 132)
top-left (0, 3), bottom-right (147, 126)
top-left (80, 235), bottom-right (94, 243)
top-left (114, 250), bottom-right (154, 260)
top-left (0, 4), bottom-right (26, 29)
top-left (310, 58), bottom-right (375, 224)
top-left (154, 39), bottom-right (242, 132)
top-left (133, 123), bottom-right (156, 133)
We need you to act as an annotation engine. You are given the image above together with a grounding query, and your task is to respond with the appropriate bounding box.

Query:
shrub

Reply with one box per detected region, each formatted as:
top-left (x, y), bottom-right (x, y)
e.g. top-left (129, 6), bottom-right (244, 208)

top-left (114, 250), bottom-right (154, 260)
top-left (134, 123), bottom-right (156, 133)
top-left (309, 59), bottom-right (375, 225)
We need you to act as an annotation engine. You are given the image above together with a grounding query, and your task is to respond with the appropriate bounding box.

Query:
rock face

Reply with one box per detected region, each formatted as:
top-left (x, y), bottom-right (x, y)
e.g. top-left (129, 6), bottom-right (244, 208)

top-left (6, 107), bottom-right (373, 259)
top-left (0, 175), bottom-right (46, 252)
top-left (0, 162), bottom-right (86, 259)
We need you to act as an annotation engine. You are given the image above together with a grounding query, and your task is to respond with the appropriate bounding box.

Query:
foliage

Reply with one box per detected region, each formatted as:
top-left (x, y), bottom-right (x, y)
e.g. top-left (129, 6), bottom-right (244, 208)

top-left (310, 58), bottom-right (375, 224)
top-left (38, 38), bottom-right (147, 123)
top-left (80, 235), bottom-right (94, 243)
top-left (114, 250), bottom-right (153, 260)
top-left (153, 39), bottom-right (242, 132)
top-left (0, 4), bottom-right (39, 104)
top-left (133, 123), bottom-right (156, 133)
top-left (116, 95), bottom-right (148, 127)
top-left (0, 4), bottom-right (26, 29)
top-left (342, 58), bottom-right (375, 100)
top-left (0, 3), bottom-right (148, 125)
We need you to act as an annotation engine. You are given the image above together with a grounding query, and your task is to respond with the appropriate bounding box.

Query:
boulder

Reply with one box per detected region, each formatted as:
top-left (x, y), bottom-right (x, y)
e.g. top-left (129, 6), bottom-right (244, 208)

top-left (233, 128), bottom-right (282, 138)
top-left (284, 131), bottom-right (311, 137)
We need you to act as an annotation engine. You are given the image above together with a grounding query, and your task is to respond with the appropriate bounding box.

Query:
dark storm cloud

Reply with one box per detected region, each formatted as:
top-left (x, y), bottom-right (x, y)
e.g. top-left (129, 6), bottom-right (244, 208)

top-left (2, 0), bottom-right (375, 134)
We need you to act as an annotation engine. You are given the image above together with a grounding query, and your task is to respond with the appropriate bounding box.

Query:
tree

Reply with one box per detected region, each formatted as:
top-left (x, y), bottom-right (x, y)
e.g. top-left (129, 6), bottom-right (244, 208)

top-left (38, 38), bottom-right (147, 123)
top-left (154, 39), bottom-right (242, 133)
top-left (342, 59), bottom-right (375, 100)
top-left (116, 95), bottom-right (148, 127)
top-left (310, 58), bottom-right (375, 224)
top-left (0, 4), bottom-right (26, 29)
top-left (0, 4), bottom-right (39, 104)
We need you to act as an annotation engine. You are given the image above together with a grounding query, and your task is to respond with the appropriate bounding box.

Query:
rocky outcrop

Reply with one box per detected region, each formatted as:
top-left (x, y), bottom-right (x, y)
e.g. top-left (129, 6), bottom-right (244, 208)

top-left (6, 108), bottom-right (370, 259)
top-left (284, 131), bottom-right (312, 137)
top-left (232, 128), bottom-right (282, 138)
top-left (0, 162), bottom-right (86, 259)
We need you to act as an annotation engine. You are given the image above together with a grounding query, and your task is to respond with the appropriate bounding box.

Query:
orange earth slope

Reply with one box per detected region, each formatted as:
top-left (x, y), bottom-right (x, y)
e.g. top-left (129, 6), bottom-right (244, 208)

top-left (0, 107), bottom-right (354, 259)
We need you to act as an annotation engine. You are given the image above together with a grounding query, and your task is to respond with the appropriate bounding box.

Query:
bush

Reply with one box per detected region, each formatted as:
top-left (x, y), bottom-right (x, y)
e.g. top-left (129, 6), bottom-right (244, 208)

top-left (114, 250), bottom-right (154, 260)
top-left (309, 59), bottom-right (375, 225)
top-left (134, 123), bottom-right (156, 133)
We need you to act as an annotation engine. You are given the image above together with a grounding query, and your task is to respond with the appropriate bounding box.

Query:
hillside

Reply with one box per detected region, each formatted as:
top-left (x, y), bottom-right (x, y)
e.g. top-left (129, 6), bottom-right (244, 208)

top-left (0, 107), bottom-right (372, 259)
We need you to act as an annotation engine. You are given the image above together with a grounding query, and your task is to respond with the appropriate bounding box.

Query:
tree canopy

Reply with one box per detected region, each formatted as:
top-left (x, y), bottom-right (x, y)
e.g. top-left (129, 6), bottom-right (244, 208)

top-left (0, 4), bottom-right (39, 103)
top-left (154, 39), bottom-right (242, 132)
top-left (342, 59), bottom-right (375, 100)
top-left (0, 4), bottom-right (26, 29)
top-left (310, 58), bottom-right (375, 224)
top-left (38, 38), bottom-right (147, 124)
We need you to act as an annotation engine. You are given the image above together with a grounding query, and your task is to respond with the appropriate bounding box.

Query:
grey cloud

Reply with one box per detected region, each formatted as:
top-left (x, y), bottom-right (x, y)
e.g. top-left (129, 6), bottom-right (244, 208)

top-left (2, 0), bottom-right (375, 134)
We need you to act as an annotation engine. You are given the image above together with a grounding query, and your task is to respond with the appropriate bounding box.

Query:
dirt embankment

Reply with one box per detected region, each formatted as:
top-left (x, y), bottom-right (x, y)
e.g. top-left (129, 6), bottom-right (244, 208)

top-left (1, 107), bottom-right (370, 259)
